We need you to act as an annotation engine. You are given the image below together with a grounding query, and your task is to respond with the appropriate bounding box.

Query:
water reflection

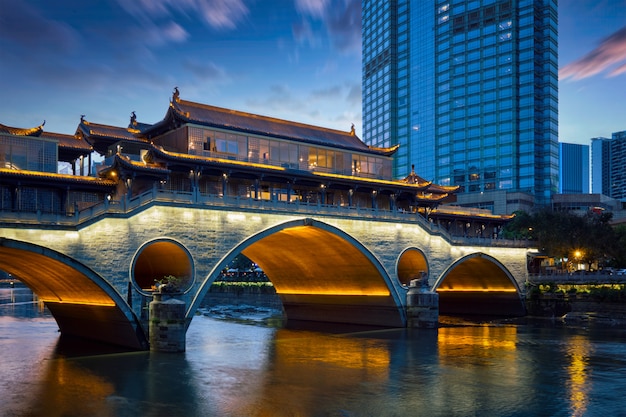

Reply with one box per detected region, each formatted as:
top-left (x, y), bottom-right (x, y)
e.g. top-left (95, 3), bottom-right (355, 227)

top-left (2, 291), bottom-right (626, 416)
top-left (20, 338), bottom-right (212, 417)
top-left (566, 334), bottom-right (592, 417)
top-left (0, 286), bottom-right (46, 317)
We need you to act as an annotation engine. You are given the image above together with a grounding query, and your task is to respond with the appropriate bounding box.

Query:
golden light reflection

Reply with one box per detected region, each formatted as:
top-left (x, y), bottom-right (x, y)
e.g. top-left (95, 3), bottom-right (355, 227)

top-left (230, 329), bottom-right (390, 416)
top-left (566, 335), bottom-right (591, 417)
top-left (438, 326), bottom-right (518, 366)
top-left (25, 357), bottom-right (115, 417)
top-left (274, 330), bottom-right (390, 370)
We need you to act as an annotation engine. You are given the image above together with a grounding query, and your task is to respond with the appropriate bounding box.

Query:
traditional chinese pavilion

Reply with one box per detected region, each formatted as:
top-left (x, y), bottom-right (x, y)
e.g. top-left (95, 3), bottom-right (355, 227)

top-left (0, 88), bottom-right (512, 236)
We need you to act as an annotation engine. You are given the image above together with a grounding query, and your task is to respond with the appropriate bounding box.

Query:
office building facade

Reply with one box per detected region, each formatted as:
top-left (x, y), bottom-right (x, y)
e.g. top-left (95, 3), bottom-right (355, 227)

top-left (592, 131), bottom-right (626, 200)
top-left (558, 142), bottom-right (589, 194)
top-left (362, 0), bottom-right (559, 210)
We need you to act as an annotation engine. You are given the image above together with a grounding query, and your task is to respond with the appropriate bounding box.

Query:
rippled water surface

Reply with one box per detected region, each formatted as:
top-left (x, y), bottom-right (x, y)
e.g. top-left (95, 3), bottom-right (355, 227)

top-left (2, 286), bottom-right (626, 417)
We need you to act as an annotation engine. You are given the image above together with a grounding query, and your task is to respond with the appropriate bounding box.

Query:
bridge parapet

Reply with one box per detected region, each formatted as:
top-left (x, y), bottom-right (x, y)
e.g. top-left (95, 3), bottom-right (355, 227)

top-left (0, 188), bottom-right (532, 251)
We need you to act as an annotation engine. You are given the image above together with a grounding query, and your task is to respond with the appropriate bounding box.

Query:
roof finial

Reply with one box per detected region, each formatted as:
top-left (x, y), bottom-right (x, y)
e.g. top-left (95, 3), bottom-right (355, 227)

top-left (130, 111), bottom-right (137, 126)
top-left (80, 115), bottom-right (86, 123)
top-left (411, 164), bottom-right (415, 174)
top-left (173, 86), bottom-right (180, 103)
top-left (350, 123), bottom-right (355, 136)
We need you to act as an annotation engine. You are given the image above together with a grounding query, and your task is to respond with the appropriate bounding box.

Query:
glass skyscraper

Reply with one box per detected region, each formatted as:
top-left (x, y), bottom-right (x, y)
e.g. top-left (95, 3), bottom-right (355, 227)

top-left (362, 0), bottom-right (559, 208)
top-left (558, 142), bottom-right (589, 194)
top-left (592, 131), bottom-right (626, 200)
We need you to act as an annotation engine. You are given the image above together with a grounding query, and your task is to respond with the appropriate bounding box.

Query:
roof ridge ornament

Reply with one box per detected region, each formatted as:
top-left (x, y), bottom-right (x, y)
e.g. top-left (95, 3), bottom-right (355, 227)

top-left (350, 123), bottom-right (355, 136)
top-left (130, 111), bottom-right (137, 126)
top-left (172, 86), bottom-right (180, 103)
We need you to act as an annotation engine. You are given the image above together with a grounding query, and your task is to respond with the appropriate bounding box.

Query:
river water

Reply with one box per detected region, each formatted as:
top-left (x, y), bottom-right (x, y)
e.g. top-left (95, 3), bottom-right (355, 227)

top-left (2, 286), bottom-right (626, 417)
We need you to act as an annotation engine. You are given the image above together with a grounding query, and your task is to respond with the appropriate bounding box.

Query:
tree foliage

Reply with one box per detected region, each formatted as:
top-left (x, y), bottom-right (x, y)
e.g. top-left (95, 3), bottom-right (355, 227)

top-left (503, 209), bottom-right (626, 268)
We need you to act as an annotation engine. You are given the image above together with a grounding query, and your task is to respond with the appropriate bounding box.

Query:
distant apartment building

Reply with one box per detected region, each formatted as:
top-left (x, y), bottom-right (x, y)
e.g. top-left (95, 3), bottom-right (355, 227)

top-left (592, 131), bottom-right (626, 200)
top-left (362, 0), bottom-right (559, 214)
top-left (558, 142), bottom-right (589, 194)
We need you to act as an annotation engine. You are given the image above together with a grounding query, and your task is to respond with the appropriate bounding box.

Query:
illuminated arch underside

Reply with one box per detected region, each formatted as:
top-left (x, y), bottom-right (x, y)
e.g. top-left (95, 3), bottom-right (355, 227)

top-left (0, 244), bottom-right (146, 349)
top-left (436, 255), bottom-right (525, 316)
top-left (397, 248), bottom-right (428, 286)
top-left (242, 225), bottom-right (404, 327)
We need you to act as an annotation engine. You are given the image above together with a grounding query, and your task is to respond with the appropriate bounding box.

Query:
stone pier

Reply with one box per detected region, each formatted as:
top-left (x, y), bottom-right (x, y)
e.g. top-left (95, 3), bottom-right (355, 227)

top-left (406, 277), bottom-right (439, 328)
top-left (149, 293), bottom-right (186, 352)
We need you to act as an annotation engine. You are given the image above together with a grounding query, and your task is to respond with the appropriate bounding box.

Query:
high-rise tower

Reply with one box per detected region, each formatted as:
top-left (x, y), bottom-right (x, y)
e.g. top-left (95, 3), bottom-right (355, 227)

top-left (592, 131), bottom-right (626, 199)
top-left (362, 0), bottom-right (559, 211)
top-left (559, 142), bottom-right (589, 194)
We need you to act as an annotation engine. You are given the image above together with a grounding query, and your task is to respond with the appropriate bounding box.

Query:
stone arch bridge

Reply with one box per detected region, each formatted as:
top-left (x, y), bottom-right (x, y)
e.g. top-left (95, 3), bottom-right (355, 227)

top-left (0, 199), bottom-right (532, 349)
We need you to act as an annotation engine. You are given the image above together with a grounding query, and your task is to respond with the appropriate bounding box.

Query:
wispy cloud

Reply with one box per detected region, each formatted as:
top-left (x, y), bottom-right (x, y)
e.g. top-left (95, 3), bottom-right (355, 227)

top-left (292, 0), bottom-right (361, 54)
top-left (323, 0), bottom-right (361, 53)
top-left (138, 21), bottom-right (190, 46)
top-left (116, 0), bottom-right (249, 30)
top-left (182, 59), bottom-right (229, 82)
top-left (560, 26), bottom-right (626, 80)
top-left (292, 19), bottom-right (319, 48)
top-left (345, 82), bottom-right (361, 106)
top-left (295, 0), bottom-right (332, 18)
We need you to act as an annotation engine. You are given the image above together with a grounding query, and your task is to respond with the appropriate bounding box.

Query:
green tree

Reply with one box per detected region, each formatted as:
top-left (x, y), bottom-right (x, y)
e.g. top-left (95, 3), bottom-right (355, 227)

top-left (229, 253), bottom-right (254, 271)
top-left (501, 210), bottom-right (534, 239)
top-left (611, 224), bottom-right (626, 267)
top-left (540, 210), bottom-right (616, 269)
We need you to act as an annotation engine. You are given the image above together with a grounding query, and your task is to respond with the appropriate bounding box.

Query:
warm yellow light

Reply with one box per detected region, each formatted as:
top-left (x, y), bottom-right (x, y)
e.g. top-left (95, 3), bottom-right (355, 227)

top-left (227, 213), bottom-right (246, 222)
top-left (41, 299), bottom-right (116, 307)
top-left (160, 149), bottom-right (286, 171)
top-left (276, 289), bottom-right (390, 296)
top-left (436, 288), bottom-right (518, 293)
top-left (313, 171), bottom-right (428, 188)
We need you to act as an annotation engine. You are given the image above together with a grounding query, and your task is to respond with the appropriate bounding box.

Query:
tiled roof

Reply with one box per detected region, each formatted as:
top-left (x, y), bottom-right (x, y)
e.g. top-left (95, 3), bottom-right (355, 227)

top-left (400, 165), bottom-right (460, 194)
top-left (167, 98), bottom-right (393, 155)
top-left (0, 168), bottom-right (116, 187)
top-left (77, 120), bottom-right (146, 142)
top-left (112, 154), bottom-right (170, 175)
top-left (41, 131), bottom-right (92, 151)
top-left (0, 122), bottom-right (44, 137)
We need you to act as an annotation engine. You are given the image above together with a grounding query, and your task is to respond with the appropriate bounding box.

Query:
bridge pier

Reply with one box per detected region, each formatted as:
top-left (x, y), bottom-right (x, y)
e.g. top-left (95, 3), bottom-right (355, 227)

top-left (406, 277), bottom-right (439, 328)
top-left (149, 293), bottom-right (186, 352)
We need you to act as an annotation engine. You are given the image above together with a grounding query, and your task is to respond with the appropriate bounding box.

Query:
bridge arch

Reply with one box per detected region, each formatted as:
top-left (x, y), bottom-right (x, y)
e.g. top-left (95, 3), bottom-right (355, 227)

top-left (130, 238), bottom-right (195, 294)
top-left (396, 247), bottom-right (429, 286)
top-left (189, 218), bottom-right (407, 327)
top-left (0, 238), bottom-right (148, 349)
top-left (433, 252), bottom-right (526, 316)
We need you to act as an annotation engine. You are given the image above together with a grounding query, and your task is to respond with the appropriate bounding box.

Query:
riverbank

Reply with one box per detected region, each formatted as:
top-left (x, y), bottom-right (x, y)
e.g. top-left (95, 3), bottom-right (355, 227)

top-left (202, 281), bottom-right (282, 311)
top-left (525, 287), bottom-right (626, 326)
top-left (204, 281), bottom-right (626, 327)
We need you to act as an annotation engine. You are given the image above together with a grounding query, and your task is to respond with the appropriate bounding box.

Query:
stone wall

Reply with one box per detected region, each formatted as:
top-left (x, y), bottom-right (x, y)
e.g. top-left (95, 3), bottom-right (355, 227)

top-left (0, 203), bottom-right (531, 326)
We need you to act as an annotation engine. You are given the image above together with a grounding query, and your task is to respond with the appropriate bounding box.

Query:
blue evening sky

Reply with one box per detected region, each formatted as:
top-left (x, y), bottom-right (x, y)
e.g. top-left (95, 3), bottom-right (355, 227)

top-left (1, 0), bottom-right (625, 146)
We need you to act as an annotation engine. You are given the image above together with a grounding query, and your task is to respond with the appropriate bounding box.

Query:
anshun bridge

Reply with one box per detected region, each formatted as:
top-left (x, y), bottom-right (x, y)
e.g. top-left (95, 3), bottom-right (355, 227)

top-left (0, 89), bottom-right (534, 349)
